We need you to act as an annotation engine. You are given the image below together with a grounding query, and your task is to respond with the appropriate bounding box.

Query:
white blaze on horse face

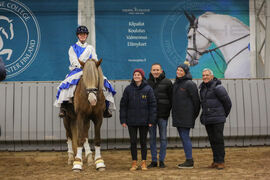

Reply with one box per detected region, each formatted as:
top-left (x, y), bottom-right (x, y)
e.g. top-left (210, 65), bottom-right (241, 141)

top-left (88, 92), bottom-right (97, 106)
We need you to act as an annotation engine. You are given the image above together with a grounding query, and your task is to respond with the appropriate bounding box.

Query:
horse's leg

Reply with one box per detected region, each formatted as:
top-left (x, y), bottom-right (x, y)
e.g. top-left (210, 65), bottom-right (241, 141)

top-left (72, 113), bottom-right (85, 171)
top-left (63, 116), bottom-right (74, 165)
top-left (83, 138), bottom-right (93, 166)
top-left (83, 120), bottom-right (93, 165)
top-left (93, 114), bottom-right (106, 171)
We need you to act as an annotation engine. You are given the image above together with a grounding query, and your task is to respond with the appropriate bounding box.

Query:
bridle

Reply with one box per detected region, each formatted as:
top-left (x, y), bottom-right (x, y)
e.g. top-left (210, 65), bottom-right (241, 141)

top-left (84, 60), bottom-right (101, 96)
top-left (186, 19), bottom-right (250, 73)
top-left (86, 88), bottom-right (99, 95)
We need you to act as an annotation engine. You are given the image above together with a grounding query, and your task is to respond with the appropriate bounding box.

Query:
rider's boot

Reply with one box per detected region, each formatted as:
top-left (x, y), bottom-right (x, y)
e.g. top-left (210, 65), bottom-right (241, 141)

top-left (103, 108), bottom-right (112, 118)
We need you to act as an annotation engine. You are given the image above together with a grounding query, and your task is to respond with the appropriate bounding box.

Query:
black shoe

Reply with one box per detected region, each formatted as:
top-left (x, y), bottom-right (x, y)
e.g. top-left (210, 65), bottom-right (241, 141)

top-left (147, 161), bottom-right (157, 168)
top-left (159, 161), bottom-right (165, 168)
top-left (103, 109), bottom-right (112, 118)
top-left (59, 102), bottom-right (68, 118)
top-left (178, 159), bottom-right (194, 169)
top-left (59, 109), bottom-right (66, 118)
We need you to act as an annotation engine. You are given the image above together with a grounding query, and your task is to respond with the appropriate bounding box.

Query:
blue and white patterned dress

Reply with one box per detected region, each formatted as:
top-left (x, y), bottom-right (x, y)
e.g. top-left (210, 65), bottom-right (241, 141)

top-left (54, 41), bottom-right (116, 111)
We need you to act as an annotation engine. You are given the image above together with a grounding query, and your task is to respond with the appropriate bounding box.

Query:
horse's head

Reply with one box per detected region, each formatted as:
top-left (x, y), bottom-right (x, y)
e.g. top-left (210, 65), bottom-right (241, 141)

top-left (184, 11), bottom-right (211, 66)
top-left (0, 16), bottom-right (14, 40)
top-left (82, 59), bottom-right (104, 106)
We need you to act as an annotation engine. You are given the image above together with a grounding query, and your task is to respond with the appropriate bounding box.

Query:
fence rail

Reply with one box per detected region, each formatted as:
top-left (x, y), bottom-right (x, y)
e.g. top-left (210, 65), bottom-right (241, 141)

top-left (0, 79), bottom-right (270, 151)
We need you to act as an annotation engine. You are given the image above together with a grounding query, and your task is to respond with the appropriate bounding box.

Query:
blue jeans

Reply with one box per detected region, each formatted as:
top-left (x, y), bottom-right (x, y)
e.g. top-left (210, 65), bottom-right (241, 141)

top-left (177, 127), bottom-right (192, 159)
top-left (149, 118), bottom-right (168, 162)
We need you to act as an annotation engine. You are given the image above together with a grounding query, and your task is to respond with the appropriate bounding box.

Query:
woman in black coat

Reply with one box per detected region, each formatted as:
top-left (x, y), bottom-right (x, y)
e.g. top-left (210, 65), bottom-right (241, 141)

top-left (120, 68), bottom-right (157, 171)
top-left (172, 63), bottom-right (200, 168)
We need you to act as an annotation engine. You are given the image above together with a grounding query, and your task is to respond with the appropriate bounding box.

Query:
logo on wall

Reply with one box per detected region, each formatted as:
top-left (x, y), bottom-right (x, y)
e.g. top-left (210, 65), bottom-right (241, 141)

top-left (0, 0), bottom-right (40, 79)
top-left (161, 2), bottom-right (187, 68)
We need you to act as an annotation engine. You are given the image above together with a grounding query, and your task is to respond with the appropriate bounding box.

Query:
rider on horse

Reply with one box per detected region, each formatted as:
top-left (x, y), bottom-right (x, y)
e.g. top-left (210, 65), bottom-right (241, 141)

top-left (54, 25), bottom-right (116, 118)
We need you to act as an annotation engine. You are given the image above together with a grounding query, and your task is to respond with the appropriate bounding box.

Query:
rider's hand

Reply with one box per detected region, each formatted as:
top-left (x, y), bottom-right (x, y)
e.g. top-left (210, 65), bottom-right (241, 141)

top-left (122, 123), bottom-right (127, 128)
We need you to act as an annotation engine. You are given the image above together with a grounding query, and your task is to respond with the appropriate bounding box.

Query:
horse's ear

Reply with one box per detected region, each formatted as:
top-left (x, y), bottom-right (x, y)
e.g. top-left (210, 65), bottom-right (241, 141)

top-left (184, 10), bottom-right (195, 26)
top-left (191, 14), bottom-right (196, 21)
top-left (96, 58), bottom-right (102, 67)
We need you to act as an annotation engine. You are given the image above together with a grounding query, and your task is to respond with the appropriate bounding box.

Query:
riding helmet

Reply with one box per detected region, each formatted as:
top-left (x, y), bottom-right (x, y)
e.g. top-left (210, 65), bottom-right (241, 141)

top-left (76, 25), bottom-right (89, 35)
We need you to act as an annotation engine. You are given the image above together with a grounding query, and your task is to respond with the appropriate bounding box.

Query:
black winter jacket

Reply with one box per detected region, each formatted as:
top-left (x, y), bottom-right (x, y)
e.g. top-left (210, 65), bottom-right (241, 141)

top-left (172, 74), bottom-right (201, 128)
top-left (0, 57), bottom-right (6, 81)
top-left (199, 77), bottom-right (232, 125)
top-left (147, 72), bottom-right (172, 119)
top-left (120, 79), bottom-right (157, 126)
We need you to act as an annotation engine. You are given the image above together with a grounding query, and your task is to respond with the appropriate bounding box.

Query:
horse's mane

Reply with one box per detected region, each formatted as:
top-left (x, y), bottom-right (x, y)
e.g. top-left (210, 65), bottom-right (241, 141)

top-left (200, 12), bottom-right (249, 30)
top-left (83, 59), bottom-right (104, 90)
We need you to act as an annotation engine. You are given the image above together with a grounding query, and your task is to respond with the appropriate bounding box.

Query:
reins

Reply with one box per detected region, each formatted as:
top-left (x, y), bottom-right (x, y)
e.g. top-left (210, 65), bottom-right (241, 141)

top-left (187, 23), bottom-right (249, 74)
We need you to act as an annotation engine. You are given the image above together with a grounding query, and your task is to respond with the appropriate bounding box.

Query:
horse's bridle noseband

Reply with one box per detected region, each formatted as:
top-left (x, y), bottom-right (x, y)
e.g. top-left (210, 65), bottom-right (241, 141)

top-left (186, 18), bottom-right (250, 73)
top-left (86, 88), bottom-right (99, 95)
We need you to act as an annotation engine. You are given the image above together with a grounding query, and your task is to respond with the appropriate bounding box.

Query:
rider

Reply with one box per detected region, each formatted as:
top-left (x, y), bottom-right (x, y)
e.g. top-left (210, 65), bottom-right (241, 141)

top-left (54, 25), bottom-right (116, 118)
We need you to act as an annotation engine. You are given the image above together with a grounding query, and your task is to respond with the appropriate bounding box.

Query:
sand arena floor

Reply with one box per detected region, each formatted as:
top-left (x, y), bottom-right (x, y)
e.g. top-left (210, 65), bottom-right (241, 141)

top-left (0, 146), bottom-right (269, 180)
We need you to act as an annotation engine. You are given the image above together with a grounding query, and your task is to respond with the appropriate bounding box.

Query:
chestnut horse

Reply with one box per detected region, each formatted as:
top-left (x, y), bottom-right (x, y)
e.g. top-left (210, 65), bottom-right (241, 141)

top-left (63, 59), bottom-right (106, 172)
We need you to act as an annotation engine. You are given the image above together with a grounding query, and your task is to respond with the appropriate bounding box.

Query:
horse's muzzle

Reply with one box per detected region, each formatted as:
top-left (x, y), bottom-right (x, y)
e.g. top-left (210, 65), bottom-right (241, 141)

top-left (190, 60), bottom-right (199, 66)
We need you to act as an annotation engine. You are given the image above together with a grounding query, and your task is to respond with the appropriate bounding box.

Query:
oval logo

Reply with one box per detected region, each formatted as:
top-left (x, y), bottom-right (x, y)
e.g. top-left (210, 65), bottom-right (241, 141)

top-left (161, 2), bottom-right (190, 67)
top-left (0, 0), bottom-right (40, 79)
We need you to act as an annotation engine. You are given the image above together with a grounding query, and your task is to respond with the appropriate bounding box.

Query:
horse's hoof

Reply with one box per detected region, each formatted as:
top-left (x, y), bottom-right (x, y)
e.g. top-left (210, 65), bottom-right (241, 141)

top-left (73, 169), bottom-right (81, 173)
top-left (86, 153), bottom-right (94, 166)
top-left (72, 161), bottom-right (83, 171)
top-left (95, 158), bottom-right (106, 171)
top-left (97, 167), bottom-right (106, 171)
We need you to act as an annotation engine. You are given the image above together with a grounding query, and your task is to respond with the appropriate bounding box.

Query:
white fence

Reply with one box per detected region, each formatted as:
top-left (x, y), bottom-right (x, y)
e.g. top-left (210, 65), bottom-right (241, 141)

top-left (0, 79), bottom-right (270, 151)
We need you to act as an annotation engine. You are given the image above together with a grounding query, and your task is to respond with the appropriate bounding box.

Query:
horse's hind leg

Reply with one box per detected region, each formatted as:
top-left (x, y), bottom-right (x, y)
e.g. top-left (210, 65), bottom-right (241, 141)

top-left (93, 115), bottom-right (106, 171)
top-left (63, 116), bottom-right (74, 165)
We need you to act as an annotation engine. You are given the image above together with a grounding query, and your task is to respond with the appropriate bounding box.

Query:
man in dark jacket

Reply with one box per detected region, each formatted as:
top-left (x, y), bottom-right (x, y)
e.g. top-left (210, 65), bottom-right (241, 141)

top-left (147, 63), bottom-right (173, 168)
top-left (199, 68), bottom-right (232, 170)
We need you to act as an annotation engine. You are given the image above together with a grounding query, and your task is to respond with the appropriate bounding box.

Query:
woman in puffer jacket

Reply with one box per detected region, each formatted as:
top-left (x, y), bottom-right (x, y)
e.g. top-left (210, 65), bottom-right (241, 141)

top-left (172, 63), bottom-right (200, 169)
top-left (120, 68), bottom-right (157, 171)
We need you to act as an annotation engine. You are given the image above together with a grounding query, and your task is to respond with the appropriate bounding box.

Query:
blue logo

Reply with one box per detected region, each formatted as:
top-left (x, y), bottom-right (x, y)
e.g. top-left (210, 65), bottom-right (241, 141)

top-left (0, 0), bottom-right (40, 79)
top-left (160, 2), bottom-right (188, 67)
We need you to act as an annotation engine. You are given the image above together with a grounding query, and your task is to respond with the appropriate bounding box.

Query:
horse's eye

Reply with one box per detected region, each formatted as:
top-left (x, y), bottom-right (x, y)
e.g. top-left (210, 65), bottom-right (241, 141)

top-left (188, 36), bottom-right (192, 39)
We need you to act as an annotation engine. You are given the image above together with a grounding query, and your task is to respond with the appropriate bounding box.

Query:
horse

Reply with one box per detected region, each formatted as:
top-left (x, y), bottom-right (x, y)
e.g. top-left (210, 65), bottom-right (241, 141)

top-left (62, 58), bottom-right (106, 172)
top-left (184, 11), bottom-right (250, 78)
top-left (0, 16), bottom-right (14, 61)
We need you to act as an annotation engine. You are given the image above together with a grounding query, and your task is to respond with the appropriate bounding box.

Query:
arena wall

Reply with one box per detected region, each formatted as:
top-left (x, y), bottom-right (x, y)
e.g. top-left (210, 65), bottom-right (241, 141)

top-left (0, 79), bottom-right (269, 151)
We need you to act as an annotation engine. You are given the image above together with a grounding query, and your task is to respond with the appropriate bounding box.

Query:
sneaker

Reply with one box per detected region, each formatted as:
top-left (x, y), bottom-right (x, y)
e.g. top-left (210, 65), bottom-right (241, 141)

top-left (147, 161), bottom-right (157, 168)
top-left (178, 159), bottom-right (194, 169)
top-left (103, 109), bottom-right (112, 118)
top-left (216, 163), bottom-right (225, 170)
top-left (159, 161), bottom-right (165, 168)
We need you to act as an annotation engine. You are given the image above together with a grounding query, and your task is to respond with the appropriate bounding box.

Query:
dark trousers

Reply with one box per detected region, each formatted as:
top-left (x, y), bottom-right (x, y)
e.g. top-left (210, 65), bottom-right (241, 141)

top-left (128, 126), bottom-right (149, 161)
top-left (205, 123), bottom-right (225, 163)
